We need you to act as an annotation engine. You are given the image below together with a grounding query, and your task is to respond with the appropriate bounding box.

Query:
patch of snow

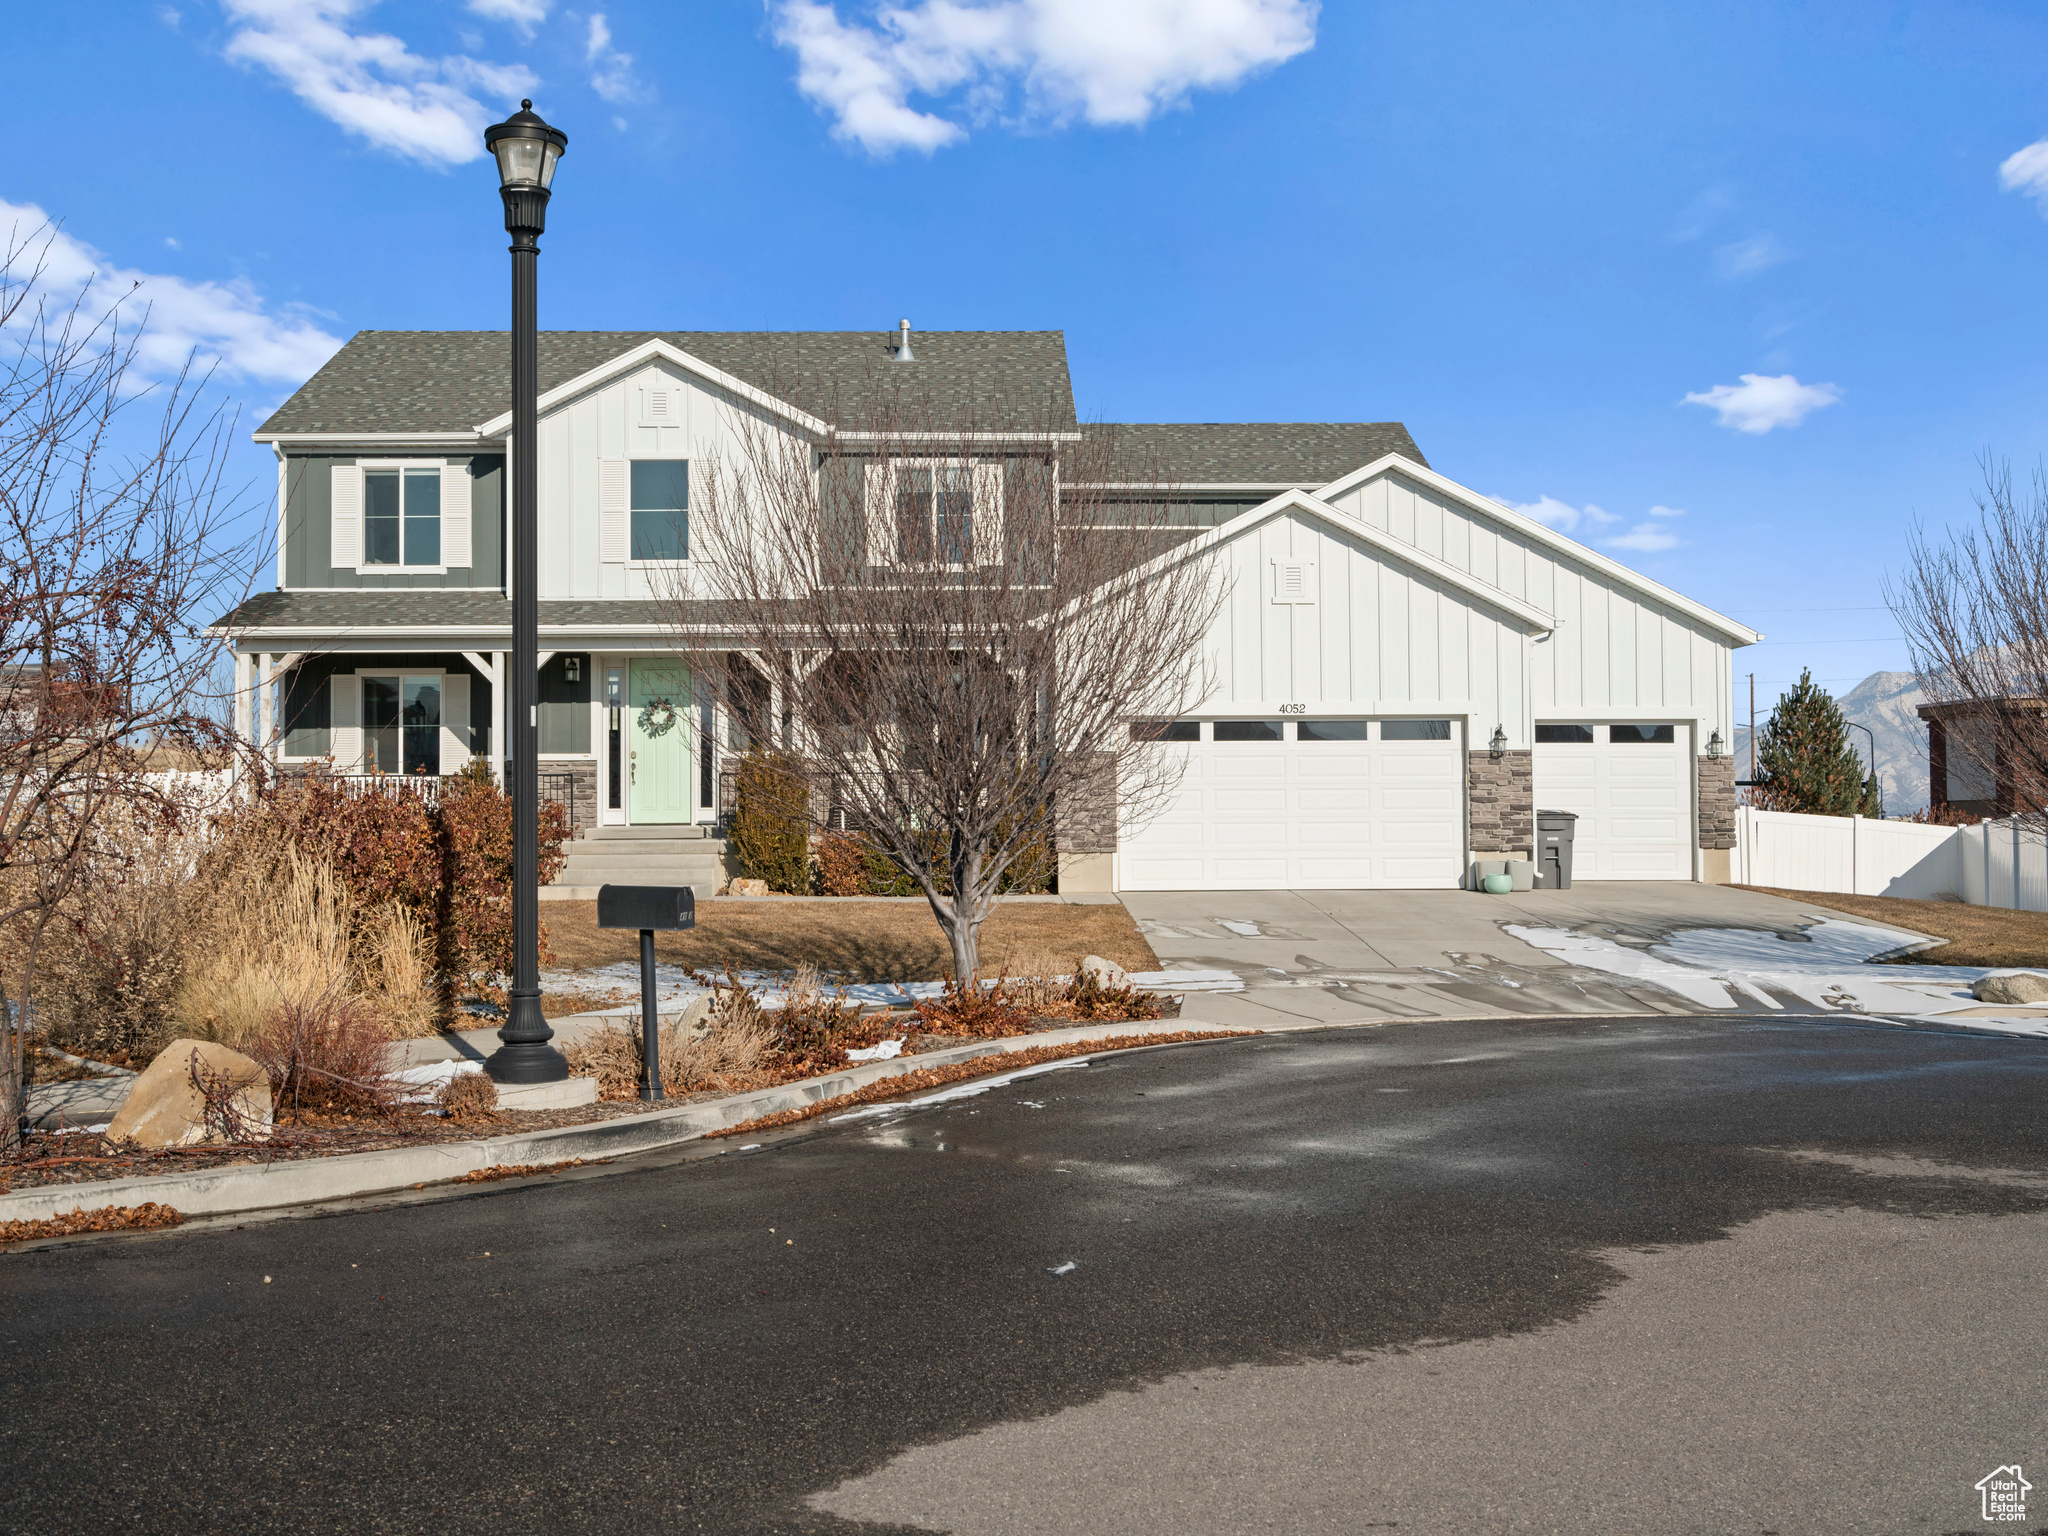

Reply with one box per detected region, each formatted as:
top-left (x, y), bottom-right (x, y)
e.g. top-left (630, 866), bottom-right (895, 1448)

top-left (830, 1058), bottom-right (1093, 1124)
top-left (1049, 1260), bottom-right (1078, 1275)
top-left (1503, 926), bottom-right (1738, 1010)
top-left (1131, 968), bottom-right (1243, 994)
top-left (1508, 918), bottom-right (2048, 1037)
top-left (1218, 920), bottom-right (1263, 936)
top-left (538, 962), bottom-right (1245, 1013)
top-left (390, 1061), bottom-right (485, 1102)
top-left (846, 1039), bottom-right (904, 1062)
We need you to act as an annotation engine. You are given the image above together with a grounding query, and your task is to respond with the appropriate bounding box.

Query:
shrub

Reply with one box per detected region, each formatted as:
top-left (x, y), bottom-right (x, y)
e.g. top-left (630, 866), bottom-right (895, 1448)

top-left (436, 1069), bottom-right (500, 1124)
top-left (175, 847), bottom-right (358, 1051)
top-left (245, 981), bottom-right (403, 1122)
top-left (564, 1012), bottom-right (772, 1099)
top-left (913, 979), bottom-right (1036, 1039)
top-left (32, 821), bottom-right (198, 1059)
top-left (815, 831), bottom-right (870, 897)
top-left (766, 963), bottom-right (865, 1072)
top-left (730, 753), bottom-right (812, 893)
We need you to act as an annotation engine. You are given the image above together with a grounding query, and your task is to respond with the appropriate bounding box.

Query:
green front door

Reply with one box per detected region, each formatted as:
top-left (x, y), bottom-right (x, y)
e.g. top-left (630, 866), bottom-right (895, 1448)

top-left (629, 658), bottom-right (692, 824)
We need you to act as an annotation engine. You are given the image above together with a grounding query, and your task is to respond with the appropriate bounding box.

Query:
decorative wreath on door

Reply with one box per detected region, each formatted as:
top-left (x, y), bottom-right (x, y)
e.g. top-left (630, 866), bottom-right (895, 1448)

top-left (637, 696), bottom-right (679, 737)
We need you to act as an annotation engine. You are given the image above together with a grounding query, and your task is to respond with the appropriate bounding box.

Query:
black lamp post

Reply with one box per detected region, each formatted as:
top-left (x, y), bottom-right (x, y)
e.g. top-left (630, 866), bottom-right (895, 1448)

top-left (483, 100), bottom-right (568, 1086)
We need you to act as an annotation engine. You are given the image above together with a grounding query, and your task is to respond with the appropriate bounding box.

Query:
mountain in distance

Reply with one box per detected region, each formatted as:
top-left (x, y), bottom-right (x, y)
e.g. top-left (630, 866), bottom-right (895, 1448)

top-left (1732, 670), bottom-right (1929, 815)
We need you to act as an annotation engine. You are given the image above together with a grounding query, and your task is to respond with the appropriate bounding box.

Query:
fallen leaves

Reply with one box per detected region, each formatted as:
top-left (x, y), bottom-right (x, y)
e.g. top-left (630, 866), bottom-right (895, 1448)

top-left (705, 1029), bottom-right (1259, 1140)
top-left (454, 1158), bottom-right (598, 1184)
top-left (0, 1202), bottom-right (184, 1245)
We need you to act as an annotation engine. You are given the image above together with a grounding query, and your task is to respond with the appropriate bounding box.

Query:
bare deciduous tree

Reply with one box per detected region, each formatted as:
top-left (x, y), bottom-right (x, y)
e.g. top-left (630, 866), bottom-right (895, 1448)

top-left (0, 225), bottom-right (259, 1149)
top-left (1890, 457), bottom-right (2048, 821)
top-left (665, 384), bottom-right (1223, 980)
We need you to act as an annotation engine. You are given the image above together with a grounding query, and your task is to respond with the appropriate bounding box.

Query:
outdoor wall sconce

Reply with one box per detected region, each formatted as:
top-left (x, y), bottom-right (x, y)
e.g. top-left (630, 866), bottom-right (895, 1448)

top-left (1707, 729), bottom-right (1724, 759)
top-left (1489, 724), bottom-right (1508, 759)
top-left (564, 655), bottom-right (581, 683)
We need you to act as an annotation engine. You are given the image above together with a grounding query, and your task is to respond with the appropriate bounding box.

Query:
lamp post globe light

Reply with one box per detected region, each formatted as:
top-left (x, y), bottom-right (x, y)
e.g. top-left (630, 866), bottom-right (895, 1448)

top-left (483, 101), bottom-right (568, 1086)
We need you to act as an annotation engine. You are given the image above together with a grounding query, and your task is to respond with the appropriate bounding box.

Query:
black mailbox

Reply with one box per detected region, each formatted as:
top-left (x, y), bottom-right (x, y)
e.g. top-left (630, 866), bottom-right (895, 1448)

top-left (597, 884), bottom-right (696, 932)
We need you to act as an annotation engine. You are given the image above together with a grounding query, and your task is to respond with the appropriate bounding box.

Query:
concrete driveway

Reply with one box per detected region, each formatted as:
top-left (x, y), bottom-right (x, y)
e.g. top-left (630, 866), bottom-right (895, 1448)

top-left (1124, 881), bottom-right (1928, 1027)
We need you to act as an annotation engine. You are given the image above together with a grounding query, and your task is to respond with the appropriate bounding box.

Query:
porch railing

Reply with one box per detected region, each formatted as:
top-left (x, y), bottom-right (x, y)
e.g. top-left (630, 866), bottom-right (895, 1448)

top-left (334, 773), bottom-right (442, 806)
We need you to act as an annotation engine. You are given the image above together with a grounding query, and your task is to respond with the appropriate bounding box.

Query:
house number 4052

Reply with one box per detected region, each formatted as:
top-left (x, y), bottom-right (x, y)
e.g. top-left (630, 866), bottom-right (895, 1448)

top-left (1278, 703), bottom-right (1306, 714)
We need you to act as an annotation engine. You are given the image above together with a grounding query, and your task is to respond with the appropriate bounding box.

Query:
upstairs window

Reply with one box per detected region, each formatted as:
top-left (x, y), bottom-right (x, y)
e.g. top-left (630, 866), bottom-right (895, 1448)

top-left (364, 467), bottom-right (441, 567)
top-left (630, 460), bottom-right (688, 561)
top-left (866, 459), bottom-right (1002, 567)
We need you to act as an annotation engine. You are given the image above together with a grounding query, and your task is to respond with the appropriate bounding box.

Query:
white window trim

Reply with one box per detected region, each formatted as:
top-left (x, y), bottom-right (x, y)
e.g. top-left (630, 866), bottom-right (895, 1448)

top-left (865, 458), bottom-right (1004, 570)
top-left (626, 456), bottom-right (691, 570)
top-left (355, 460), bottom-right (449, 576)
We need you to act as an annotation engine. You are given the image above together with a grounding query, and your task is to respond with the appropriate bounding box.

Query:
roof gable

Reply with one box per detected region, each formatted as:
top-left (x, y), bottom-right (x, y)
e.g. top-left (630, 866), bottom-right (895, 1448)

top-left (1317, 454), bottom-right (1761, 647)
top-left (1089, 487), bottom-right (1556, 633)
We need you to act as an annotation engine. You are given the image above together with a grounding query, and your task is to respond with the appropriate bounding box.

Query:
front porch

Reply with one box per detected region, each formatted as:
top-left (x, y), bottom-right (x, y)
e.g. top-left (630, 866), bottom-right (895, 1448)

top-left (231, 641), bottom-right (763, 840)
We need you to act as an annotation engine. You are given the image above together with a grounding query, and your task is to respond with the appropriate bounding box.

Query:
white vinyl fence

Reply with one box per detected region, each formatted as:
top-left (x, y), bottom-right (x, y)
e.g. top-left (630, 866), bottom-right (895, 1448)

top-left (1733, 805), bottom-right (2048, 911)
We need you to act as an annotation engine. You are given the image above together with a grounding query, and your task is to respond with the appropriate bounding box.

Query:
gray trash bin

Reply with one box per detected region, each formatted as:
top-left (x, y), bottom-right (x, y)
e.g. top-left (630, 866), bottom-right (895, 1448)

top-left (1536, 809), bottom-right (1577, 890)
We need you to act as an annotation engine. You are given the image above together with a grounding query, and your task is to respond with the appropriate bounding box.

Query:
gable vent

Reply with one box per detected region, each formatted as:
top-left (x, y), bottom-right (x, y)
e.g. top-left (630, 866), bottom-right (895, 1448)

top-left (1271, 558), bottom-right (1317, 604)
top-left (644, 387), bottom-right (674, 424)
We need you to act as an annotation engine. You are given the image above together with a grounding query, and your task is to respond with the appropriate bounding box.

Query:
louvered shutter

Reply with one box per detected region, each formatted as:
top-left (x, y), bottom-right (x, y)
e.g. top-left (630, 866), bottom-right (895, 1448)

top-left (600, 458), bottom-right (628, 562)
top-left (330, 465), bottom-right (363, 569)
top-left (331, 674), bottom-right (362, 771)
top-left (865, 462), bottom-right (894, 567)
top-left (441, 462), bottom-right (472, 568)
top-left (440, 673), bottom-right (471, 774)
top-left (971, 461), bottom-right (1003, 566)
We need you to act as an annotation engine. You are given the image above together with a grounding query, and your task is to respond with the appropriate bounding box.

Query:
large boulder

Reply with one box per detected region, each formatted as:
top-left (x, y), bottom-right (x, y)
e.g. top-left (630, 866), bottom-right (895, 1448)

top-left (674, 993), bottom-right (716, 1045)
top-left (729, 878), bottom-right (770, 898)
top-left (104, 1039), bottom-right (273, 1148)
top-left (1971, 972), bottom-right (2048, 1005)
top-left (1078, 954), bottom-right (1131, 991)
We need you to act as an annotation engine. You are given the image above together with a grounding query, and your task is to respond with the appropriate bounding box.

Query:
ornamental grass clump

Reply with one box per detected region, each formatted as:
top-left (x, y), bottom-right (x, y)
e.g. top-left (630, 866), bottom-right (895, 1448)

top-left (563, 1012), bottom-right (772, 1100)
top-left (436, 1069), bottom-right (500, 1124)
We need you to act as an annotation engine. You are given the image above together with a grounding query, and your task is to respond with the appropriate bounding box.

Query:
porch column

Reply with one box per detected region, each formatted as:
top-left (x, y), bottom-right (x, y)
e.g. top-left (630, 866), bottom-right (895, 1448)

top-left (493, 651), bottom-right (508, 785)
top-left (258, 653), bottom-right (276, 764)
top-left (232, 650), bottom-right (253, 786)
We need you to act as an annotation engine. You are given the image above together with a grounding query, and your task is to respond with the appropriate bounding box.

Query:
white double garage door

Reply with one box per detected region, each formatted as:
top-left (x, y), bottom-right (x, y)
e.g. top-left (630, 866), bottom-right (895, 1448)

top-left (1118, 718), bottom-right (1693, 891)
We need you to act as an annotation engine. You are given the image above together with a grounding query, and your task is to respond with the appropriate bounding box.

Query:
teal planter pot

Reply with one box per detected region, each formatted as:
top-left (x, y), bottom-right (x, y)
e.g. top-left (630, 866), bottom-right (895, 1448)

top-left (1482, 873), bottom-right (1514, 895)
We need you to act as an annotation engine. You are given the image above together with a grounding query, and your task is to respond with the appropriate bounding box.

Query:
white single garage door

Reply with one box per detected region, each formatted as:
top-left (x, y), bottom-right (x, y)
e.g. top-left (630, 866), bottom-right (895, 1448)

top-left (1531, 722), bottom-right (1694, 880)
top-left (1119, 717), bottom-right (1465, 890)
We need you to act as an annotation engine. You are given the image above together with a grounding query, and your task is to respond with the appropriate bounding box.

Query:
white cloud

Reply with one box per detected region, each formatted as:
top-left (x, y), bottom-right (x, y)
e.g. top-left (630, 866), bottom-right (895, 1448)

top-left (164, 236), bottom-right (181, 249)
top-left (469, 0), bottom-right (548, 37)
top-left (1713, 233), bottom-right (1788, 280)
top-left (770, 0), bottom-right (1319, 155)
top-left (1683, 372), bottom-right (1841, 434)
top-left (1, 201), bottom-right (343, 386)
top-left (1506, 497), bottom-right (1683, 553)
top-left (159, 5), bottom-right (182, 26)
top-left (586, 13), bottom-right (640, 103)
top-left (1505, 495), bottom-right (1619, 535)
top-left (1607, 505), bottom-right (1685, 552)
top-left (221, 0), bottom-right (537, 168)
top-left (2000, 139), bottom-right (2048, 213)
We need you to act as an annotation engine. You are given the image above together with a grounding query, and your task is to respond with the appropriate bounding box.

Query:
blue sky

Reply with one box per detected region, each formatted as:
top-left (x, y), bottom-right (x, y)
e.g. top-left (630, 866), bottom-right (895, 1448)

top-left (11, 0), bottom-right (2048, 707)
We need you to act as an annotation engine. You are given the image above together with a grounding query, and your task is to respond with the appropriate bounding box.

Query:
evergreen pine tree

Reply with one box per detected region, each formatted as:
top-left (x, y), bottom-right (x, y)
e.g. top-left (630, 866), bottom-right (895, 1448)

top-left (1753, 669), bottom-right (1884, 817)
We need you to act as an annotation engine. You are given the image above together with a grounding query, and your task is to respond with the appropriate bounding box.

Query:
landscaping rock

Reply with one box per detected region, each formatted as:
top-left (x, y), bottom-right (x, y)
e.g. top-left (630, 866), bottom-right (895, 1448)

top-left (675, 993), bottom-right (716, 1044)
top-left (1971, 972), bottom-right (2048, 1005)
top-left (1079, 954), bottom-right (1131, 990)
top-left (730, 878), bottom-right (770, 898)
top-left (103, 1039), bottom-right (273, 1148)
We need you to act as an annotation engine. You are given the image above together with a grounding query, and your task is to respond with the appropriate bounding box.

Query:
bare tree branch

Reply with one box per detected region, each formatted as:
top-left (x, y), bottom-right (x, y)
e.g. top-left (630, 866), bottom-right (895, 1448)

top-left (660, 374), bottom-right (1221, 980)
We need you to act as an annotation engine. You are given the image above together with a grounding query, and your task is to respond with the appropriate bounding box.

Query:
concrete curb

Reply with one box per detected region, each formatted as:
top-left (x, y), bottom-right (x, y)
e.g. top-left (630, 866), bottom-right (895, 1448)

top-left (0, 1018), bottom-right (1235, 1227)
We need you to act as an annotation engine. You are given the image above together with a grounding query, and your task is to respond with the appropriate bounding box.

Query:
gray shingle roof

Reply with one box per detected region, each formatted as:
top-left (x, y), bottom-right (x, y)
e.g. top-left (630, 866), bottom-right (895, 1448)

top-left (1087, 423), bottom-right (1427, 484)
top-left (213, 590), bottom-right (721, 632)
top-left (258, 330), bottom-right (1077, 435)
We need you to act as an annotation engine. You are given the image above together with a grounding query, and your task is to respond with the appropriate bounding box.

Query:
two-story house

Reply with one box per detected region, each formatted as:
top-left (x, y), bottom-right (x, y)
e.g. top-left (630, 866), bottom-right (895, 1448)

top-left (216, 324), bottom-right (1758, 894)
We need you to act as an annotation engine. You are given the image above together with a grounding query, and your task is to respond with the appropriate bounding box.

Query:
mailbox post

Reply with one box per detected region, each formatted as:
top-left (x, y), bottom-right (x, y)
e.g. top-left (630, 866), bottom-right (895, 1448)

top-left (596, 885), bottom-right (696, 1101)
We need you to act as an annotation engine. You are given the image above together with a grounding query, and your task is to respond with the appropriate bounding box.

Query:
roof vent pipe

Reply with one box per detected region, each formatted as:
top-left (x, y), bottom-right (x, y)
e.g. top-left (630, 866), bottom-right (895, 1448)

top-left (893, 318), bottom-right (915, 362)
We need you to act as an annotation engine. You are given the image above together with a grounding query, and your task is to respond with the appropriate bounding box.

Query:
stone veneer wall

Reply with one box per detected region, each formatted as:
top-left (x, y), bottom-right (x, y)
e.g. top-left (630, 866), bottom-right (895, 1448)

top-left (1697, 755), bottom-right (1736, 851)
top-left (537, 759), bottom-right (600, 834)
top-left (1467, 749), bottom-right (1533, 854)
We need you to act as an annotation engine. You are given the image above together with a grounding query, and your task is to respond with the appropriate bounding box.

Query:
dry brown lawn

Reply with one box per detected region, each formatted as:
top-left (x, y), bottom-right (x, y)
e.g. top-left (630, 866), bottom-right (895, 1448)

top-left (543, 899), bottom-right (1161, 982)
top-left (1736, 885), bottom-right (2048, 968)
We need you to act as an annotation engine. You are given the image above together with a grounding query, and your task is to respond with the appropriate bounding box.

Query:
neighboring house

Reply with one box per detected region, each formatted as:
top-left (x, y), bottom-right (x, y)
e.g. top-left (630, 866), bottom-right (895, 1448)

top-left (215, 325), bottom-right (1759, 893)
top-left (1920, 696), bottom-right (2048, 818)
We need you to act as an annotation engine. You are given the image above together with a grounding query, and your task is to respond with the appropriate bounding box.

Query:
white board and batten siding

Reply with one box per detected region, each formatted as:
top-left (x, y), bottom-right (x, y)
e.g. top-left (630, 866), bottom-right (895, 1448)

top-left (537, 364), bottom-right (775, 602)
top-left (1200, 507), bottom-right (1530, 727)
top-left (1323, 469), bottom-right (1735, 740)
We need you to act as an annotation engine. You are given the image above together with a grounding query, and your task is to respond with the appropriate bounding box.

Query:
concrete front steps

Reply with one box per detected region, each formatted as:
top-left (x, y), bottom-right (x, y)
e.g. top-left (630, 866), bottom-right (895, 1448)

top-left (543, 823), bottom-right (738, 900)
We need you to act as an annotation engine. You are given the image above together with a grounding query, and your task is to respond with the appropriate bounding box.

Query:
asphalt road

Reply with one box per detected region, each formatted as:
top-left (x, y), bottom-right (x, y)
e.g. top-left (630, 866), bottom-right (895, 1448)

top-left (5, 1014), bottom-right (2047, 1535)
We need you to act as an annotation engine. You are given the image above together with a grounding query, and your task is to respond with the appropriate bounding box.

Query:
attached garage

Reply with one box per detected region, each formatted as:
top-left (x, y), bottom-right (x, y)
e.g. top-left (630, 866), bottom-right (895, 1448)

top-left (1119, 718), bottom-right (1466, 890)
top-left (1531, 722), bottom-right (1695, 879)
